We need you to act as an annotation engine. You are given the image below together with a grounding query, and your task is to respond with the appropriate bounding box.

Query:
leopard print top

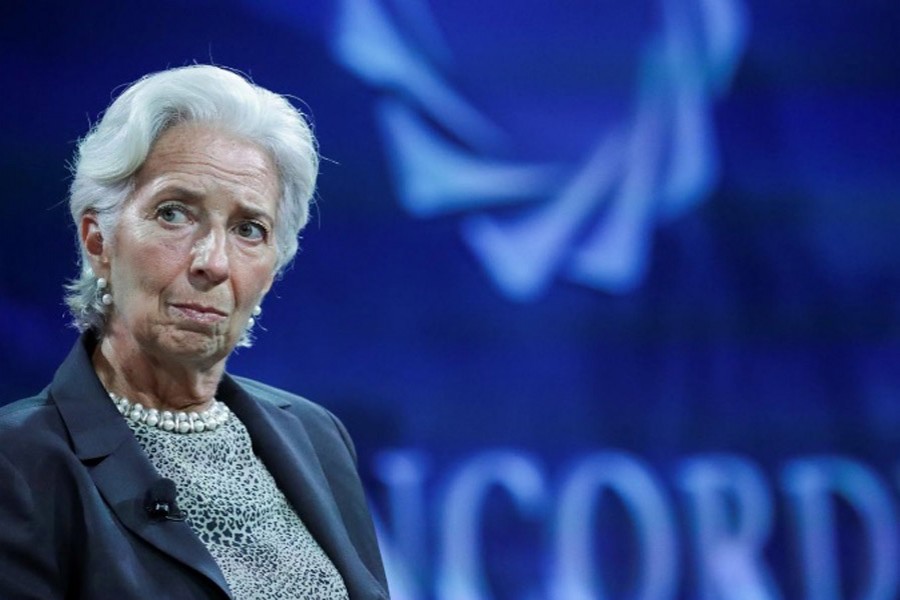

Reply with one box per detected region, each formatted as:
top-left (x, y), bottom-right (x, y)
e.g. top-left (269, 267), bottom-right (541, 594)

top-left (127, 410), bottom-right (349, 600)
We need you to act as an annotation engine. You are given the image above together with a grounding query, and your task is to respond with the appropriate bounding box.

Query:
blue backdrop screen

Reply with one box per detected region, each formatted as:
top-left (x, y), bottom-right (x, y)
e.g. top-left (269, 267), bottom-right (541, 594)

top-left (3, 1), bottom-right (900, 598)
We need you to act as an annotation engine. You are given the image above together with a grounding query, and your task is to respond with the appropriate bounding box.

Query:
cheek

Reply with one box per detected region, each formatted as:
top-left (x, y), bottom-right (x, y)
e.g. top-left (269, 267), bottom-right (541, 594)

top-left (235, 264), bottom-right (276, 308)
top-left (134, 245), bottom-right (178, 277)
top-left (114, 237), bottom-right (186, 302)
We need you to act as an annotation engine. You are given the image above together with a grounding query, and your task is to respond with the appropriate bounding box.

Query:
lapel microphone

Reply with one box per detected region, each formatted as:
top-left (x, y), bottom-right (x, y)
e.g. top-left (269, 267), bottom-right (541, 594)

top-left (145, 478), bottom-right (187, 522)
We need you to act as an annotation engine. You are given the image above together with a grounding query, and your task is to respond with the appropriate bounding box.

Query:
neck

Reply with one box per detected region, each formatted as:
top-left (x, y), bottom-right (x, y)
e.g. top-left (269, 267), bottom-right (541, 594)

top-left (92, 334), bottom-right (225, 413)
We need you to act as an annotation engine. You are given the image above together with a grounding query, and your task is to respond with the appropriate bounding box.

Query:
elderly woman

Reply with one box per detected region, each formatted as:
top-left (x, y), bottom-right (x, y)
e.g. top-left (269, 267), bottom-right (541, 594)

top-left (0, 65), bottom-right (388, 599)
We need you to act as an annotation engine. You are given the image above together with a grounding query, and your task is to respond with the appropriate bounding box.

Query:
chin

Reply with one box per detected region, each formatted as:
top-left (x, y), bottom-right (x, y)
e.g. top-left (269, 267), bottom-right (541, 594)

top-left (156, 328), bottom-right (234, 364)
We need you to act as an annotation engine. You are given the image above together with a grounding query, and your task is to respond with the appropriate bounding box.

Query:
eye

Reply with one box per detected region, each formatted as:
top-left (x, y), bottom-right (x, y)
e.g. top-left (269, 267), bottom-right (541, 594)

top-left (234, 221), bottom-right (267, 241)
top-left (156, 203), bottom-right (190, 224)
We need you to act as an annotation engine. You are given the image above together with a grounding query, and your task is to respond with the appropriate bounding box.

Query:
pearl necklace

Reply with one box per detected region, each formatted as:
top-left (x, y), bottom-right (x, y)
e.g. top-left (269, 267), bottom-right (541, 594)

top-left (110, 393), bottom-right (230, 434)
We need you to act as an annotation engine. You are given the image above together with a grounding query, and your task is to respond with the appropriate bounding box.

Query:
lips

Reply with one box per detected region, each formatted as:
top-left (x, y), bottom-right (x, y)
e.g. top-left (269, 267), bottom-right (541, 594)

top-left (169, 303), bottom-right (228, 324)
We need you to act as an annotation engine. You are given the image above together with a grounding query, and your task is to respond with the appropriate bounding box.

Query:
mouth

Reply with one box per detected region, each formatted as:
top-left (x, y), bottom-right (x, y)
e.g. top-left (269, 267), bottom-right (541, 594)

top-left (169, 303), bottom-right (228, 325)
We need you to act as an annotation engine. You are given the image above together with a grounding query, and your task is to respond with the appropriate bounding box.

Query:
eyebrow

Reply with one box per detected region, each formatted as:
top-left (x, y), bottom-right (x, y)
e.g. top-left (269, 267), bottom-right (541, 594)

top-left (153, 184), bottom-right (204, 202)
top-left (237, 204), bottom-right (276, 224)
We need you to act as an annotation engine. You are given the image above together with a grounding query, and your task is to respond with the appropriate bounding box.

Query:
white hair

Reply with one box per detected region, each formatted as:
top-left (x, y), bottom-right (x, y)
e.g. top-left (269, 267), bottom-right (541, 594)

top-left (65, 65), bottom-right (319, 345)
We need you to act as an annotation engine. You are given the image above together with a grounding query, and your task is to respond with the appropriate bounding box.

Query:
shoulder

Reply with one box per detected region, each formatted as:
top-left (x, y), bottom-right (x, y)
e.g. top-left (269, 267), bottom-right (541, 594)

top-left (229, 375), bottom-right (341, 428)
top-left (0, 390), bottom-right (70, 452)
top-left (0, 390), bottom-right (79, 475)
top-left (0, 390), bottom-right (55, 425)
top-left (228, 375), bottom-right (358, 463)
top-left (230, 375), bottom-right (321, 412)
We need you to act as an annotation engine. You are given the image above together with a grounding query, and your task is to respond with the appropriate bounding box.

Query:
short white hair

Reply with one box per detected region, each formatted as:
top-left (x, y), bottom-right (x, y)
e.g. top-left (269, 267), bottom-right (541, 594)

top-left (65, 65), bottom-right (319, 343)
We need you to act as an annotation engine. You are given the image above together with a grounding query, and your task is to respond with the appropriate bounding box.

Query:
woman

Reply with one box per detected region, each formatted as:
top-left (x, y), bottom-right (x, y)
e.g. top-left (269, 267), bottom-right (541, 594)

top-left (0, 65), bottom-right (389, 599)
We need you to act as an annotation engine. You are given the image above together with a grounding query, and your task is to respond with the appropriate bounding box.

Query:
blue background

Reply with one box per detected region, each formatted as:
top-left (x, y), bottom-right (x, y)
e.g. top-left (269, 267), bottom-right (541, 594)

top-left (3, 1), bottom-right (900, 598)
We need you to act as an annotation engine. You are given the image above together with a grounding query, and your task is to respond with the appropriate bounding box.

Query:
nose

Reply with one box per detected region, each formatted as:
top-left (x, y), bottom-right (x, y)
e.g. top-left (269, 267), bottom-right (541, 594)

top-left (190, 227), bottom-right (229, 288)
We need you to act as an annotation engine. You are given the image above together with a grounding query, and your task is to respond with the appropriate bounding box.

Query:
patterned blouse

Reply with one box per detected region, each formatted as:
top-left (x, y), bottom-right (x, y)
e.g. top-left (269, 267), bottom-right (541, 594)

top-left (127, 409), bottom-right (349, 600)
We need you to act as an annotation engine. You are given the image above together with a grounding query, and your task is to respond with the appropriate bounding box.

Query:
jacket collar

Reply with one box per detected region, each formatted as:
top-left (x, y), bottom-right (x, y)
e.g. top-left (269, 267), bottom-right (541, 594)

top-left (50, 333), bottom-right (132, 460)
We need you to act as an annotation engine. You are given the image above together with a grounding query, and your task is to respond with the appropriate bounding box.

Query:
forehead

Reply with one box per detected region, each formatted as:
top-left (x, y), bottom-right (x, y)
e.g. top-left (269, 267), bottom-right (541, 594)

top-left (134, 123), bottom-right (279, 204)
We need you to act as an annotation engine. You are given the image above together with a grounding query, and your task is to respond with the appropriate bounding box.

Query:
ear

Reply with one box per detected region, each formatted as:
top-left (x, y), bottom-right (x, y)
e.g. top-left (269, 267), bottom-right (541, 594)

top-left (80, 212), bottom-right (111, 275)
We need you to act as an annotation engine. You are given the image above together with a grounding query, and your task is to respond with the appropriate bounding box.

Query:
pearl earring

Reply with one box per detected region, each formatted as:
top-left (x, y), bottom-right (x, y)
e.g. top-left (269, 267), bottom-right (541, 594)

top-left (248, 305), bottom-right (262, 327)
top-left (97, 277), bottom-right (113, 307)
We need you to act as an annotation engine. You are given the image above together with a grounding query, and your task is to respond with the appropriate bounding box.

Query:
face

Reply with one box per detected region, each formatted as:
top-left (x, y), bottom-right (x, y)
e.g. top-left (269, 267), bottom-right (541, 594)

top-left (84, 123), bottom-right (279, 368)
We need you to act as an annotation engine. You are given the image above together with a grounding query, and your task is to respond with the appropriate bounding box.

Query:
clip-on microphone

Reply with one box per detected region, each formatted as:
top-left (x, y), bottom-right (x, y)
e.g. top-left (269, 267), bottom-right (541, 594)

top-left (145, 478), bottom-right (187, 522)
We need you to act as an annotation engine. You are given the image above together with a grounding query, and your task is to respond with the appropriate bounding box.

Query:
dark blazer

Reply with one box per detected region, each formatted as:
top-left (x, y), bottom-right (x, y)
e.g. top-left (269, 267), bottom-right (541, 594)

top-left (0, 335), bottom-right (389, 599)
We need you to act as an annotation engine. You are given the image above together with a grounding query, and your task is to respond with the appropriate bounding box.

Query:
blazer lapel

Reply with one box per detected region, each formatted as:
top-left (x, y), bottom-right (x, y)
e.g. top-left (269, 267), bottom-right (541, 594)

top-left (50, 335), bottom-right (233, 598)
top-left (220, 375), bottom-right (385, 599)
